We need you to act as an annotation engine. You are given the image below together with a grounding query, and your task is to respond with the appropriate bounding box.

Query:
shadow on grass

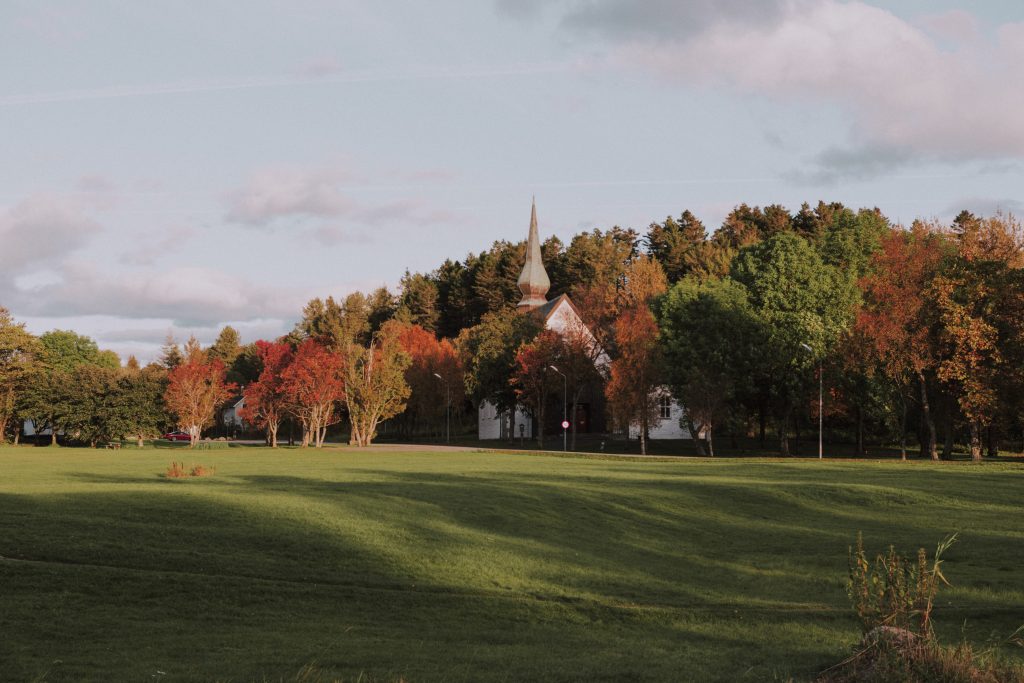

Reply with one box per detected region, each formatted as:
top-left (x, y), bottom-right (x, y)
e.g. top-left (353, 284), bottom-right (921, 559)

top-left (3, 461), bottom-right (1022, 682)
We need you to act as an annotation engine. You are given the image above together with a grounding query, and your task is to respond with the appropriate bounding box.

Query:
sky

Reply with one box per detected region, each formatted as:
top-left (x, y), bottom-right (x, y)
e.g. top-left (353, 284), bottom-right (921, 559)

top-left (2, 0), bottom-right (1023, 362)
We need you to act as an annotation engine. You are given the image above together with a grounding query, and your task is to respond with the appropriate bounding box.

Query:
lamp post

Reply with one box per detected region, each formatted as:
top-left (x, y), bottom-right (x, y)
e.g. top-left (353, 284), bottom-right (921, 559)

top-left (800, 343), bottom-right (823, 459)
top-left (549, 365), bottom-right (567, 452)
top-left (433, 372), bottom-right (450, 444)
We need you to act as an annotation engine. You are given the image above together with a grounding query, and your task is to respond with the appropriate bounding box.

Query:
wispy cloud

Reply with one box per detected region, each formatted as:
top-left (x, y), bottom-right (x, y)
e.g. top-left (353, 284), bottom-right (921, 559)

top-left (0, 62), bottom-right (575, 107)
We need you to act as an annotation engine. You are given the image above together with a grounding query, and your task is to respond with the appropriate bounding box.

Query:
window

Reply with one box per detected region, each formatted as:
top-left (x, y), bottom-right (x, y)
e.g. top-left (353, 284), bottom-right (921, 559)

top-left (659, 395), bottom-right (672, 419)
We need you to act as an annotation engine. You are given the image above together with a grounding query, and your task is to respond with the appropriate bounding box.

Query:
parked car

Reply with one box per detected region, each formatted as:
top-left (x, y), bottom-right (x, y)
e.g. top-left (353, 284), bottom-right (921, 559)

top-left (162, 431), bottom-right (191, 442)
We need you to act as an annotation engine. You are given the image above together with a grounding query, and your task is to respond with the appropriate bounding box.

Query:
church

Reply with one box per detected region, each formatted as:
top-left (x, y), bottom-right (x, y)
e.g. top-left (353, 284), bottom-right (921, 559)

top-left (477, 202), bottom-right (691, 443)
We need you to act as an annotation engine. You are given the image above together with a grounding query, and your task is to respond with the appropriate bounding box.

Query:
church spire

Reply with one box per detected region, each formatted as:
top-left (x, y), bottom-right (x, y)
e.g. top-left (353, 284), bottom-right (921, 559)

top-left (517, 197), bottom-right (551, 311)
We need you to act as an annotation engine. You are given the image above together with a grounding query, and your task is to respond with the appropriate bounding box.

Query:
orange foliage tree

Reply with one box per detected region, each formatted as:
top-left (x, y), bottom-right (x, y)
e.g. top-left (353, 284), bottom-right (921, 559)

top-left (605, 306), bottom-right (665, 455)
top-left (856, 221), bottom-right (946, 459)
top-left (239, 341), bottom-right (294, 448)
top-left (395, 323), bottom-right (463, 438)
top-left (164, 337), bottom-right (236, 448)
top-left (935, 212), bottom-right (1024, 460)
top-left (281, 339), bottom-right (345, 448)
top-left (510, 329), bottom-right (563, 449)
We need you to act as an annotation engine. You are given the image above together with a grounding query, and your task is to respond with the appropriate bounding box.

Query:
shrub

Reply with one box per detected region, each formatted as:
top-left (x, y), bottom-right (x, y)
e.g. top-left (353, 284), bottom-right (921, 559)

top-left (164, 462), bottom-right (216, 478)
top-left (165, 461), bottom-right (188, 478)
top-left (817, 533), bottom-right (1024, 682)
top-left (189, 464), bottom-right (216, 477)
top-left (847, 531), bottom-right (956, 637)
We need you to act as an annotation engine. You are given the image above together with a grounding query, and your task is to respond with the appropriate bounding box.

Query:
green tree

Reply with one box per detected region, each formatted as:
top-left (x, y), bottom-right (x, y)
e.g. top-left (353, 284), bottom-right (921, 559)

top-left (658, 277), bottom-right (760, 456)
top-left (345, 321), bottom-right (412, 447)
top-left (159, 333), bottom-right (183, 369)
top-left (398, 270), bottom-right (440, 332)
top-left (457, 308), bottom-right (541, 415)
top-left (644, 211), bottom-right (707, 283)
top-left (730, 233), bottom-right (857, 455)
top-left (208, 326), bottom-right (242, 366)
top-left (0, 308), bottom-right (38, 443)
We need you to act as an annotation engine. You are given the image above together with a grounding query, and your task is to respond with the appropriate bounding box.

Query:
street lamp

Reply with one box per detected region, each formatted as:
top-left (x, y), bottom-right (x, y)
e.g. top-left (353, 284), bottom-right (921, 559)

top-left (549, 365), bottom-right (567, 452)
top-left (800, 343), bottom-right (823, 459)
top-left (433, 372), bottom-right (450, 444)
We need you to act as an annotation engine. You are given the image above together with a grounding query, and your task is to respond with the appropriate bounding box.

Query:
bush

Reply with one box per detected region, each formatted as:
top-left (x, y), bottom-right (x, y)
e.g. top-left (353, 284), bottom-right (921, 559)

top-left (165, 461), bottom-right (188, 478)
top-left (164, 462), bottom-right (216, 478)
top-left (847, 531), bottom-right (956, 637)
top-left (816, 533), bottom-right (1024, 682)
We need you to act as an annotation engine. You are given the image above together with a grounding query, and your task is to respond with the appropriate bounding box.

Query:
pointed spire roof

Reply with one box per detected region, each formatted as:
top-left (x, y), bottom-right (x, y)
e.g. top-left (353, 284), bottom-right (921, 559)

top-left (517, 198), bottom-right (551, 311)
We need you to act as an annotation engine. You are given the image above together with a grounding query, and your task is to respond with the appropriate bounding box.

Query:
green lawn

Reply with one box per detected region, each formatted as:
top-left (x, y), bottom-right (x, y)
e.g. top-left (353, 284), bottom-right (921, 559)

top-left (1, 446), bottom-right (1022, 682)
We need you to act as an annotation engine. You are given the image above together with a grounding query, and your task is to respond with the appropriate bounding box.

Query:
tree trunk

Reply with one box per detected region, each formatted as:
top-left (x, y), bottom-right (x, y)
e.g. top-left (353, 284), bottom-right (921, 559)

top-left (899, 399), bottom-right (907, 461)
top-left (13, 424), bottom-right (20, 446)
top-left (758, 402), bottom-right (766, 448)
top-left (778, 413), bottom-right (790, 457)
top-left (918, 372), bottom-right (938, 460)
top-left (0, 416), bottom-right (7, 444)
top-left (706, 426), bottom-right (714, 458)
top-left (969, 421), bottom-right (982, 461)
top-left (137, 433), bottom-right (144, 448)
top-left (570, 389), bottom-right (583, 452)
top-left (269, 423), bottom-right (278, 448)
top-left (986, 424), bottom-right (998, 459)
top-left (688, 415), bottom-right (706, 456)
top-left (535, 404), bottom-right (545, 449)
top-left (856, 403), bottom-right (865, 456)
top-left (942, 396), bottom-right (954, 460)
top-left (639, 414), bottom-right (647, 456)
top-left (51, 429), bottom-right (57, 446)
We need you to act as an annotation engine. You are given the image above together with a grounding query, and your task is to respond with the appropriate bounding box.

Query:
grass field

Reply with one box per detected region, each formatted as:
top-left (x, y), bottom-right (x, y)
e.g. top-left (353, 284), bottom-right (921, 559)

top-left (1, 446), bottom-right (1022, 682)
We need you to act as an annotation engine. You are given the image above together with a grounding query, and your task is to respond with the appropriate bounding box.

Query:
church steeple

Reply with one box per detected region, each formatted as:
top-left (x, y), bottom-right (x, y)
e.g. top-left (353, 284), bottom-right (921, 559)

top-left (516, 198), bottom-right (551, 311)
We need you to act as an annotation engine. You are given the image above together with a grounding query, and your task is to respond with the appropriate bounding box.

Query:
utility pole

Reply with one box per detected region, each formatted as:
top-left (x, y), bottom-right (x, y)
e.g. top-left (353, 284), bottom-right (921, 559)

top-left (549, 365), bottom-right (567, 452)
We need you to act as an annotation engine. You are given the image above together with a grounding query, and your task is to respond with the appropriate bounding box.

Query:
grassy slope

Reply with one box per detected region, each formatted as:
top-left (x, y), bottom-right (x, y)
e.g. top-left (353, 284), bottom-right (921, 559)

top-left (0, 447), bottom-right (1022, 682)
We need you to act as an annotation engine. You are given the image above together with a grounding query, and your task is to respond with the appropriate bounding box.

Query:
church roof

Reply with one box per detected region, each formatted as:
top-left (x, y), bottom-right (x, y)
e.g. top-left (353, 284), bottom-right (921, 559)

top-left (529, 293), bottom-right (581, 325)
top-left (516, 198), bottom-right (551, 310)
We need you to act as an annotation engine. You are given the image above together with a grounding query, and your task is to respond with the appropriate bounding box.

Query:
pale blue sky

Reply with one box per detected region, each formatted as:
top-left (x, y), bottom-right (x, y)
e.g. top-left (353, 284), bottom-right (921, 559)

top-left (2, 1), bottom-right (1022, 361)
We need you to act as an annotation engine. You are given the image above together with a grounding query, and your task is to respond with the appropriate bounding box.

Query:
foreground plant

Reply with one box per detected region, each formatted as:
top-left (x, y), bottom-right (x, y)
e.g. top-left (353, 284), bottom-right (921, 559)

top-left (817, 533), bottom-right (1023, 682)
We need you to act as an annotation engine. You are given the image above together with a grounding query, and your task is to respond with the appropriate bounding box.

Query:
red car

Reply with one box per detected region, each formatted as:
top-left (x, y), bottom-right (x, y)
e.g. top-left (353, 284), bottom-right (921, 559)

top-left (162, 431), bottom-right (191, 442)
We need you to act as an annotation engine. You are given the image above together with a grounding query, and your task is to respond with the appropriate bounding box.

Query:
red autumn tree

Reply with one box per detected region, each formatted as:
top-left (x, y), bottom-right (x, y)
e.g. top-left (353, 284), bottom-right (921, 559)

top-left (395, 323), bottom-right (463, 438)
top-left (164, 337), bottom-right (236, 448)
top-left (510, 329), bottom-right (563, 449)
top-left (856, 221), bottom-right (946, 459)
top-left (605, 306), bottom-right (665, 455)
top-left (556, 316), bottom-right (605, 450)
top-left (239, 341), bottom-right (294, 448)
top-left (281, 339), bottom-right (345, 448)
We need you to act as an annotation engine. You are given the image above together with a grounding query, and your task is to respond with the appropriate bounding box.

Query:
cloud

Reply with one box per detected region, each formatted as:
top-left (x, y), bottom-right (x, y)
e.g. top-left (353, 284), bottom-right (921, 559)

top-left (118, 224), bottom-right (197, 266)
top-left (0, 63), bottom-right (573, 107)
top-left (559, 0), bottom-right (787, 41)
top-left (0, 194), bottom-right (103, 273)
top-left (942, 198), bottom-right (1024, 221)
top-left (7, 263), bottom-right (305, 327)
top-left (224, 165), bottom-right (361, 226)
top-left (223, 164), bottom-right (462, 239)
top-left (298, 56), bottom-right (346, 78)
top-left (523, 1), bottom-right (1024, 179)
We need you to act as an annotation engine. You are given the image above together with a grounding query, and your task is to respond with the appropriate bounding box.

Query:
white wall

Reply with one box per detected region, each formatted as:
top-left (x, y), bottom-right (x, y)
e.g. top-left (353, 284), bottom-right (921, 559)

top-left (478, 401), bottom-right (533, 440)
top-left (629, 394), bottom-right (693, 440)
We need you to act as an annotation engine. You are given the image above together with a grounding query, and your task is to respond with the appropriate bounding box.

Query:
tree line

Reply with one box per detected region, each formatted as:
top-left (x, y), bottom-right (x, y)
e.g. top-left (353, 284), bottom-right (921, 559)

top-left (2, 201), bottom-right (1022, 457)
